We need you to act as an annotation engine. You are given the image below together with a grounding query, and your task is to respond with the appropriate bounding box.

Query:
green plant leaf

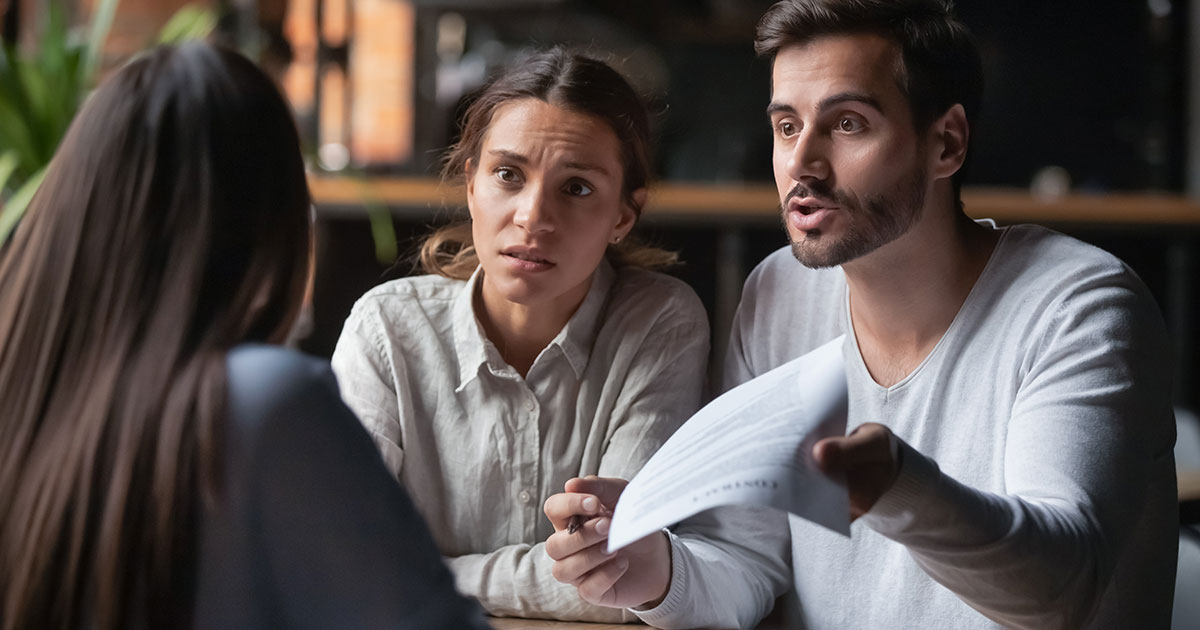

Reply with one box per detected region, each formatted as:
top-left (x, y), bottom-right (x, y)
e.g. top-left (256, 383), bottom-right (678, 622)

top-left (0, 165), bottom-right (46, 246)
top-left (0, 151), bottom-right (18, 194)
top-left (83, 0), bottom-right (120, 81)
top-left (158, 5), bottom-right (217, 45)
top-left (0, 0), bottom-right (115, 240)
top-left (366, 201), bottom-right (398, 265)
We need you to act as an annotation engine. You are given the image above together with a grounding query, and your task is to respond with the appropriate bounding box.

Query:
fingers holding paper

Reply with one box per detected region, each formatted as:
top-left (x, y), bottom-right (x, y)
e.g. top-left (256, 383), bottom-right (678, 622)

top-left (544, 476), bottom-right (672, 609)
top-left (813, 422), bottom-right (900, 520)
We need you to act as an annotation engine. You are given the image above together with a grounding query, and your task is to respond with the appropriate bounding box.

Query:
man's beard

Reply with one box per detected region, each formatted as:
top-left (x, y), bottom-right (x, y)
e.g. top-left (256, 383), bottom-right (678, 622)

top-left (783, 167), bottom-right (927, 269)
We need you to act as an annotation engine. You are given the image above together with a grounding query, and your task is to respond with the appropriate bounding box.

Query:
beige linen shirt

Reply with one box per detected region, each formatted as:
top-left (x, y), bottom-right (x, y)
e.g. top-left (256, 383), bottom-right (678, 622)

top-left (330, 260), bottom-right (709, 621)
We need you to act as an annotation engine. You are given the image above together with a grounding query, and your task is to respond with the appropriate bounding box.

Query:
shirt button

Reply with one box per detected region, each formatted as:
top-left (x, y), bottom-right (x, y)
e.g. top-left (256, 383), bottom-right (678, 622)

top-left (525, 399), bottom-right (536, 412)
top-left (518, 490), bottom-right (532, 504)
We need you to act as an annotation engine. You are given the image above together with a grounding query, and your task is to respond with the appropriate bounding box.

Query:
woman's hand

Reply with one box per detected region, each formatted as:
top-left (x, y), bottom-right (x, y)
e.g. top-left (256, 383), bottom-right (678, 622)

top-left (543, 476), bottom-right (672, 609)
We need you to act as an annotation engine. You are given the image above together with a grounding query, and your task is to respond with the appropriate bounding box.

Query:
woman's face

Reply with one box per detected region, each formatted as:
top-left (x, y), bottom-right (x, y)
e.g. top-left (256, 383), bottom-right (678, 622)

top-left (467, 98), bottom-right (637, 311)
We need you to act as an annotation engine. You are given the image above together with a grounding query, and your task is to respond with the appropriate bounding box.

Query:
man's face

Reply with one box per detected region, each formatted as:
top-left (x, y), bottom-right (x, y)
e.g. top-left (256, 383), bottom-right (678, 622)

top-left (769, 34), bottom-right (930, 268)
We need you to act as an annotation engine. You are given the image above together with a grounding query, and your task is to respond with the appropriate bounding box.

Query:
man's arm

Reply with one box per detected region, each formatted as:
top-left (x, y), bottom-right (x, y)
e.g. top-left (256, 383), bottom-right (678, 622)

top-left (823, 275), bottom-right (1177, 628)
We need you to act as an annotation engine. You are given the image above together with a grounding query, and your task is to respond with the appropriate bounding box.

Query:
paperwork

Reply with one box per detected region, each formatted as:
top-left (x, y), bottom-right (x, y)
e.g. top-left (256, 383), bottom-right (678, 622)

top-left (607, 336), bottom-right (850, 552)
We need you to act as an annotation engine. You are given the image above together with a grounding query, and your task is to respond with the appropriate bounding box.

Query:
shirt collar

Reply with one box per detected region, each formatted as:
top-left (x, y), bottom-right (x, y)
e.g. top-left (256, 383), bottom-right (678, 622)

top-left (452, 267), bottom-right (494, 390)
top-left (451, 260), bottom-right (616, 389)
top-left (554, 258), bottom-right (614, 379)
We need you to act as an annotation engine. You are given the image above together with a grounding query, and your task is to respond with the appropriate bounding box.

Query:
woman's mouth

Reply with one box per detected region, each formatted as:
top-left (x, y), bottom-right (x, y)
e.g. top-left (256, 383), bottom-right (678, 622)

top-left (501, 247), bottom-right (555, 271)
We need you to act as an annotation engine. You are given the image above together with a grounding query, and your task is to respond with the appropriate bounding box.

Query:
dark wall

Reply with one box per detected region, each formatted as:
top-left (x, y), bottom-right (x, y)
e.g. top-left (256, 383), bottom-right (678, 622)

top-left (308, 1), bottom-right (1197, 406)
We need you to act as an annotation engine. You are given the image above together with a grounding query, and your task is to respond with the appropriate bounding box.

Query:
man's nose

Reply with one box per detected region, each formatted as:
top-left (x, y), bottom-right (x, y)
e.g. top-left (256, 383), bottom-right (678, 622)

top-left (787, 129), bottom-right (831, 183)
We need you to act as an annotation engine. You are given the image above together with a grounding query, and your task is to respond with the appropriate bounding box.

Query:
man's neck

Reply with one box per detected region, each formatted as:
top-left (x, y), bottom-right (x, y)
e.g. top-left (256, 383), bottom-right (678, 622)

top-left (842, 210), bottom-right (999, 387)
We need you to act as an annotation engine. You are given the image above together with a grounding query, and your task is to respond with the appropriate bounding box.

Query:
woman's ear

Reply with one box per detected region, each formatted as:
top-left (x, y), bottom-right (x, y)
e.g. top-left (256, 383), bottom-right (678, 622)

top-left (614, 188), bottom-right (645, 241)
top-left (930, 104), bottom-right (968, 181)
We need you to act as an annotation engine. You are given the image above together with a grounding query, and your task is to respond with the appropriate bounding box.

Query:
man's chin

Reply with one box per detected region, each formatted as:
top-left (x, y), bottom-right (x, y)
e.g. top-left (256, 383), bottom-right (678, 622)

top-left (790, 241), bottom-right (843, 269)
top-left (789, 232), bottom-right (846, 269)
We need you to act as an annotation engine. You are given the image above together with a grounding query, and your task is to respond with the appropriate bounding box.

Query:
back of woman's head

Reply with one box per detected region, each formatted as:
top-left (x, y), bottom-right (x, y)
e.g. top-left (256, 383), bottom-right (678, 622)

top-left (0, 41), bottom-right (310, 629)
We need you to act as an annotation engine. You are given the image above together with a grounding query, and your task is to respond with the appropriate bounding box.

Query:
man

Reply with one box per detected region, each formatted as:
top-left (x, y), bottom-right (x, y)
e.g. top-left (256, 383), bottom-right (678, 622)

top-left (542, 1), bottom-right (1179, 628)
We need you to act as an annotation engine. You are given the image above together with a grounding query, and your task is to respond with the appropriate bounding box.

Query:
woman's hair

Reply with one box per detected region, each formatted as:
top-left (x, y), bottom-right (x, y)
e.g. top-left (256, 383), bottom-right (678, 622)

top-left (0, 42), bottom-right (311, 629)
top-left (419, 48), bottom-right (677, 279)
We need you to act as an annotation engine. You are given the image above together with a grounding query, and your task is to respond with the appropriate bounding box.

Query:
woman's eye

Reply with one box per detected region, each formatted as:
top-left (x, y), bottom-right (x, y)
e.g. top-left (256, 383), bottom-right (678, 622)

top-left (564, 180), bottom-right (594, 197)
top-left (495, 167), bottom-right (520, 183)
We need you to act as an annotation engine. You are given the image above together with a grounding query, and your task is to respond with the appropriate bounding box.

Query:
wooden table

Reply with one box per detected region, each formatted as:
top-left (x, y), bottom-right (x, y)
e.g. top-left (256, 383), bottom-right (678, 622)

top-left (1182, 469), bottom-right (1200, 502)
top-left (1182, 468), bottom-right (1200, 525)
top-left (489, 618), bottom-right (646, 629)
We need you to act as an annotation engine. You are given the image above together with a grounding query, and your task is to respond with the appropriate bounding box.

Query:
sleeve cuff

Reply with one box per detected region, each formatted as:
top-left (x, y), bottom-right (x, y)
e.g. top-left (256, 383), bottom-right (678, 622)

top-left (630, 528), bottom-right (691, 625)
top-left (859, 435), bottom-right (942, 537)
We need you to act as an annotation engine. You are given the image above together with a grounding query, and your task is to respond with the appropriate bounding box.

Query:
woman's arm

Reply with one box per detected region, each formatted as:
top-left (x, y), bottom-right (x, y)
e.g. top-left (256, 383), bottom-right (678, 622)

top-left (448, 316), bottom-right (711, 620)
top-left (330, 311), bottom-right (405, 479)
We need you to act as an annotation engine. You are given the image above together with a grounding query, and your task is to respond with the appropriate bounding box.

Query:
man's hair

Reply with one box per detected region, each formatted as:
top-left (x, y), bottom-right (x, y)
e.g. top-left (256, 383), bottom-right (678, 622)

top-left (755, 0), bottom-right (983, 207)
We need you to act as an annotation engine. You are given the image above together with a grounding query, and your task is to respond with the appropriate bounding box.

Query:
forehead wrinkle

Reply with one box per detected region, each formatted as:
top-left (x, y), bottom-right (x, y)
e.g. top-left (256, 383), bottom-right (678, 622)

top-left (562, 160), bottom-right (612, 177)
top-left (485, 147), bottom-right (614, 178)
top-left (487, 148), bottom-right (530, 164)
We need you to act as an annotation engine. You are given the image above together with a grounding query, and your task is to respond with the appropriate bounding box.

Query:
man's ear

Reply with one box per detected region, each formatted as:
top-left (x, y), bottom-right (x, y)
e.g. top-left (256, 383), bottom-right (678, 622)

top-left (930, 104), bottom-right (968, 181)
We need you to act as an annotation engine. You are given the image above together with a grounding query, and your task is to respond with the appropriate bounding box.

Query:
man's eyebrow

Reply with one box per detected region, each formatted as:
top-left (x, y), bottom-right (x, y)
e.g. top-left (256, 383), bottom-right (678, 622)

top-left (766, 102), bottom-right (796, 118)
top-left (816, 91), bottom-right (884, 114)
top-left (766, 92), bottom-right (883, 119)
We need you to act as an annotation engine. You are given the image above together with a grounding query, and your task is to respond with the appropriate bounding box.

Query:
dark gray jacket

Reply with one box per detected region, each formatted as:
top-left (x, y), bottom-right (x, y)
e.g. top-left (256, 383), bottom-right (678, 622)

top-left (192, 344), bottom-right (488, 629)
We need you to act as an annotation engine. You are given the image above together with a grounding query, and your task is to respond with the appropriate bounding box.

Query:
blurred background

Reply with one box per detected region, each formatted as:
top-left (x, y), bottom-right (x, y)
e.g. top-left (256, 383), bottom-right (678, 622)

top-left (2, 2), bottom-right (1199, 626)
top-left (0, 0), bottom-right (1196, 407)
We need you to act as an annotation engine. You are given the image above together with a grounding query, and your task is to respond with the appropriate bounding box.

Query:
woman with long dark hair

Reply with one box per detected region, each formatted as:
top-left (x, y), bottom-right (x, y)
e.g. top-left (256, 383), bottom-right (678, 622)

top-left (0, 41), bottom-right (486, 630)
top-left (331, 48), bottom-right (710, 621)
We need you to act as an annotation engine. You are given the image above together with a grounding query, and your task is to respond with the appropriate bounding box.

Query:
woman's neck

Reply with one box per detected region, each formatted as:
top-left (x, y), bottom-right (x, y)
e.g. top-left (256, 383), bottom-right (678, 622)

top-left (474, 274), bottom-right (592, 377)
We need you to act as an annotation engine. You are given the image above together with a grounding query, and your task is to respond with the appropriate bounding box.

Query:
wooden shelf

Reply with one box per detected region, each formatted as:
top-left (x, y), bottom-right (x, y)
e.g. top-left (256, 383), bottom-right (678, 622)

top-left (309, 176), bottom-right (1200, 226)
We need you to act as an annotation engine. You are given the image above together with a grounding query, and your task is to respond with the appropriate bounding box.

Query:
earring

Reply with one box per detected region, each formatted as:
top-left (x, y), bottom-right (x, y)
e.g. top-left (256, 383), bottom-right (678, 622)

top-left (612, 235), bottom-right (622, 244)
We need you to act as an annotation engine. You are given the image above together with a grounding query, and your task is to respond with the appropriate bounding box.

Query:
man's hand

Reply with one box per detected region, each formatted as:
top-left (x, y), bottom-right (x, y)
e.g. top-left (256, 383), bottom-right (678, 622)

top-left (813, 422), bottom-right (900, 520)
top-left (543, 476), bottom-right (672, 609)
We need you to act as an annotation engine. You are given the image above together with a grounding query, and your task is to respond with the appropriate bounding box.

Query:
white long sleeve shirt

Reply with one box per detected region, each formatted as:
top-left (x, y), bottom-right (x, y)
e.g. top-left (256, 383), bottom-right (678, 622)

top-left (636, 223), bottom-right (1177, 629)
top-left (331, 260), bottom-right (709, 621)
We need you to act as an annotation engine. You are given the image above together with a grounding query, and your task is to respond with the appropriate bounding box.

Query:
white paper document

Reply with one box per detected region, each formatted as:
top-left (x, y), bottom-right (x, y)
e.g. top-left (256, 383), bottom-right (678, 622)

top-left (607, 335), bottom-right (851, 552)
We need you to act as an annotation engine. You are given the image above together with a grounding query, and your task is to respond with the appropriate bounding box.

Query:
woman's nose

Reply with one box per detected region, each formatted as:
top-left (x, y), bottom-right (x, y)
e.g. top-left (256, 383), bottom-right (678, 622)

top-left (512, 186), bottom-right (555, 233)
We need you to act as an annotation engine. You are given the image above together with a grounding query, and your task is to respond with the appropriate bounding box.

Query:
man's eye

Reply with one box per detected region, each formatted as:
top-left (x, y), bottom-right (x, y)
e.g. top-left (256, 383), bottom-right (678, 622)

top-left (564, 180), bottom-right (594, 197)
top-left (495, 167), bottom-right (520, 183)
top-left (778, 121), bottom-right (798, 137)
top-left (838, 117), bottom-right (862, 133)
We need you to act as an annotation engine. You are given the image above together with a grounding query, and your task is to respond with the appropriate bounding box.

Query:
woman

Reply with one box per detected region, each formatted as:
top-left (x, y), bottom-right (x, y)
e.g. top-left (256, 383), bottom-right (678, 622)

top-left (331, 49), bottom-right (710, 621)
top-left (0, 42), bottom-right (485, 630)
